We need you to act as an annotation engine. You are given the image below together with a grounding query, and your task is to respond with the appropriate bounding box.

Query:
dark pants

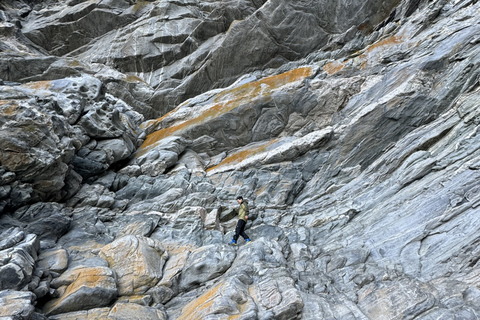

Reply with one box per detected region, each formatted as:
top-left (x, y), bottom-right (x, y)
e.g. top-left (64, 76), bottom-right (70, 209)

top-left (233, 219), bottom-right (249, 241)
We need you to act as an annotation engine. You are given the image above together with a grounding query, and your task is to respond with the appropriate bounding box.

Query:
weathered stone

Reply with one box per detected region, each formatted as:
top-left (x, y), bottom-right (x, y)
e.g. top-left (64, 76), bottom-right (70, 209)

top-left (12, 203), bottom-right (72, 241)
top-left (33, 280), bottom-right (51, 299)
top-left (47, 302), bottom-right (167, 320)
top-left (113, 213), bottom-right (161, 238)
top-left (66, 184), bottom-right (116, 208)
top-left (157, 246), bottom-right (190, 289)
top-left (99, 235), bottom-right (168, 296)
top-left (2, 0), bottom-right (480, 319)
top-left (0, 74), bottom-right (143, 211)
top-left (0, 290), bottom-right (36, 320)
top-left (178, 244), bottom-right (236, 291)
top-left (174, 278), bottom-right (256, 320)
top-left (0, 56), bottom-right (58, 82)
top-left (149, 206), bottom-right (207, 247)
top-left (0, 233), bottom-right (39, 291)
top-left (203, 208), bottom-right (221, 231)
top-left (0, 227), bottom-right (24, 250)
top-left (357, 278), bottom-right (436, 320)
top-left (22, 1), bottom-right (151, 56)
top-left (37, 248), bottom-right (69, 273)
top-left (43, 266), bottom-right (117, 315)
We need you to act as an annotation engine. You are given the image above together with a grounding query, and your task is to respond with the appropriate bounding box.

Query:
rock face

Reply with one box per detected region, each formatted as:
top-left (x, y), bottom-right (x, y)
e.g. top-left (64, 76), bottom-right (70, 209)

top-left (43, 266), bottom-right (117, 315)
top-left (99, 235), bottom-right (168, 296)
top-left (0, 75), bottom-right (144, 211)
top-left (1, 0), bottom-right (480, 319)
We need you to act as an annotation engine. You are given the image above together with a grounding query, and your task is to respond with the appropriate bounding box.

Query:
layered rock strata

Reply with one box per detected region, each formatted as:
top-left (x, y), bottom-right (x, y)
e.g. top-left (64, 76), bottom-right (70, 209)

top-left (1, 0), bottom-right (480, 319)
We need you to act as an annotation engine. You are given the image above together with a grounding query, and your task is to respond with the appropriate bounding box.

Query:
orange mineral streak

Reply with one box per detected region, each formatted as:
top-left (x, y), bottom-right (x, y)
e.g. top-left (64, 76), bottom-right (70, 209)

top-left (207, 139), bottom-right (279, 172)
top-left (22, 80), bottom-right (52, 90)
top-left (138, 67), bottom-right (313, 156)
top-left (323, 60), bottom-right (347, 75)
top-left (139, 111), bottom-right (172, 130)
top-left (0, 101), bottom-right (18, 115)
top-left (177, 283), bottom-right (224, 320)
top-left (366, 35), bottom-right (402, 53)
top-left (124, 74), bottom-right (149, 85)
top-left (68, 241), bottom-right (105, 253)
top-left (63, 269), bottom-right (112, 296)
top-left (323, 35), bottom-right (403, 75)
top-left (212, 67), bottom-right (313, 103)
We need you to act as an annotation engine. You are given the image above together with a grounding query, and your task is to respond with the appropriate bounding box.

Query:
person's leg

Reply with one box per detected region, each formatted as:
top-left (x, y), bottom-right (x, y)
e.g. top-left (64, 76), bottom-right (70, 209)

top-left (233, 220), bottom-right (243, 241)
top-left (238, 220), bottom-right (250, 240)
top-left (240, 227), bottom-right (249, 240)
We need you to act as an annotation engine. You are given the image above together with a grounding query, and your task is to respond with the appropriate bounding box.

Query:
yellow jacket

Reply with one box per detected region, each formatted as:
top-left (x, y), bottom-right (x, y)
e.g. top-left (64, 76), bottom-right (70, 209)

top-left (237, 200), bottom-right (249, 221)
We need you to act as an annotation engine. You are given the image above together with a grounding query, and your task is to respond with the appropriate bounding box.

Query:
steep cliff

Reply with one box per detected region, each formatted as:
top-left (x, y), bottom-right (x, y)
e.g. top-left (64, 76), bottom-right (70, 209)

top-left (1, 0), bottom-right (480, 319)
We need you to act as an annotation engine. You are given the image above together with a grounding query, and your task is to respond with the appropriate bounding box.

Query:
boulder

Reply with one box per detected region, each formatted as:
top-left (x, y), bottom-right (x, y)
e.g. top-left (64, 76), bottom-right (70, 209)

top-left (0, 290), bottom-right (36, 320)
top-left (99, 235), bottom-right (168, 296)
top-left (0, 75), bottom-right (142, 210)
top-left (178, 244), bottom-right (236, 291)
top-left (0, 233), bottom-right (39, 291)
top-left (43, 266), bottom-right (117, 315)
top-left (357, 278), bottom-right (436, 320)
top-left (157, 247), bottom-right (190, 289)
top-left (174, 277), bottom-right (256, 320)
top-left (12, 203), bottom-right (72, 241)
top-left (47, 302), bottom-right (167, 320)
top-left (37, 248), bottom-right (69, 274)
top-left (0, 227), bottom-right (24, 250)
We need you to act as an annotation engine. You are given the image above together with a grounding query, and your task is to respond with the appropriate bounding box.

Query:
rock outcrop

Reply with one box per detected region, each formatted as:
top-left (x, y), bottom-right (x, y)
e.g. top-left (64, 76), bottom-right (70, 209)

top-left (1, 0), bottom-right (480, 319)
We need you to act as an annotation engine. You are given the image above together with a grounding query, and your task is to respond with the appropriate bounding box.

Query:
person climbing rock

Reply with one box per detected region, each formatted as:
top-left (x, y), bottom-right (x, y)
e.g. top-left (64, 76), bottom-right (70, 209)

top-left (229, 196), bottom-right (251, 245)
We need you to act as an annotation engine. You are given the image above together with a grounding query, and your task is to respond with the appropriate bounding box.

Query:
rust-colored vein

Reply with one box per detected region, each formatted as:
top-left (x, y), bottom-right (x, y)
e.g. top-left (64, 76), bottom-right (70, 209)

top-left (137, 67), bottom-right (313, 156)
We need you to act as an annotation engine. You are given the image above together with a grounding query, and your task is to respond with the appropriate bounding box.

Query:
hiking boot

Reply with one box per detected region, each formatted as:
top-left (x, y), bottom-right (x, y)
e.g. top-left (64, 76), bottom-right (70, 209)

top-left (229, 239), bottom-right (237, 245)
top-left (244, 239), bottom-right (252, 245)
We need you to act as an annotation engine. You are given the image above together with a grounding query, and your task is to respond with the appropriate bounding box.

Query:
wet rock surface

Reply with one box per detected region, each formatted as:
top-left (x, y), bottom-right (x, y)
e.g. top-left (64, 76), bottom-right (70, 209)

top-left (1, 0), bottom-right (480, 319)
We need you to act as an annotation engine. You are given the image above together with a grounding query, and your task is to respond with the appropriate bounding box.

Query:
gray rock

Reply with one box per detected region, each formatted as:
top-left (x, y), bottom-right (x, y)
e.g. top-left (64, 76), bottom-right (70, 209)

top-left (43, 266), bottom-right (118, 315)
top-left (0, 233), bottom-right (39, 291)
top-left (37, 248), bottom-right (69, 274)
top-left (56, 207), bottom-right (115, 251)
top-left (0, 57), bottom-right (57, 82)
top-left (0, 227), bottom-right (24, 250)
top-left (2, 0), bottom-right (480, 319)
top-left (0, 290), bottom-right (36, 320)
top-left (0, 74), bottom-right (143, 210)
top-left (12, 203), bottom-right (72, 241)
top-left (22, 1), bottom-right (149, 56)
top-left (33, 280), bottom-right (51, 300)
top-left (47, 302), bottom-right (167, 320)
top-left (170, 276), bottom-right (256, 319)
top-left (77, 102), bottom-right (126, 139)
top-left (99, 235), bottom-right (168, 296)
top-left (178, 244), bottom-right (236, 291)
top-left (134, 135), bottom-right (187, 176)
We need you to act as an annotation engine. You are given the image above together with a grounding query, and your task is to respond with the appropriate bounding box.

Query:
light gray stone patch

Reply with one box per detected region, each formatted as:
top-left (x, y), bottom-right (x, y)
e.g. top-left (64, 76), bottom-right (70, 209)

top-left (0, 233), bottom-right (38, 291)
top-left (178, 244), bottom-right (236, 291)
top-left (37, 248), bottom-right (69, 274)
top-left (0, 290), bottom-right (36, 320)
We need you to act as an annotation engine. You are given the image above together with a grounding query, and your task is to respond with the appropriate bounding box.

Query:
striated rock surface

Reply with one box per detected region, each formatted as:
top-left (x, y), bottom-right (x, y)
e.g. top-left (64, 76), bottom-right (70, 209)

top-left (1, 0), bottom-right (480, 319)
top-left (0, 290), bottom-right (36, 320)
top-left (0, 228), bottom-right (39, 291)
top-left (99, 235), bottom-right (168, 296)
top-left (43, 266), bottom-right (117, 316)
